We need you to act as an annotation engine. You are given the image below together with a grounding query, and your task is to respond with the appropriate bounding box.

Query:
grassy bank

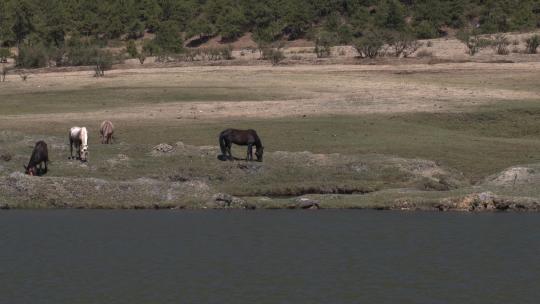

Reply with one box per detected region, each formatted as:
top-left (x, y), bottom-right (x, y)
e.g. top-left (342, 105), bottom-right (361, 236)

top-left (1, 64), bottom-right (540, 210)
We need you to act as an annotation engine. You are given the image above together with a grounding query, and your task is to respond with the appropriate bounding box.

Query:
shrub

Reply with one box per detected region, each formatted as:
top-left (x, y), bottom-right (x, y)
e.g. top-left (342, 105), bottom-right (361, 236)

top-left (16, 44), bottom-right (50, 68)
top-left (353, 31), bottom-right (384, 58)
top-left (492, 34), bottom-right (510, 55)
top-left (63, 38), bottom-right (102, 66)
top-left (426, 41), bottom-right (433, 47)
top-left (0, 48), bottom-right (10, 63)
top-left (142, 40), bottom-right (161, 56)
top-left (414, 21), bottom-right (438, 39)
top-left (138, 53), bottom-right (146, 64)
top-left (525, 35), bottom-right (540, 54)
top-left (154, 21), bottom-right (184, 54)
top-left (337, 25), bottom-right (354, 45)
top-left (199, 46), bottom-right (234, 61)
top-left (93, 50), bottom-right (114, 77)
top-left (457, 29), bottom-right (489, 56)
top-left (314, 31), bottom-right (335, 58)
top-left (185, 49), bottom-right (199, 61)
top-left (126, 40), bottom-right (138, 58)
top-left (220, 45), bottom-right (233, 60)
top-left (262, 49), bottom-right (284, 65)
top-left (1, 65), bottom-right (10, 82)
top-left (19, 72), bottom-right (28, 81)
top-left (387, 31), bottom-right (422, 57)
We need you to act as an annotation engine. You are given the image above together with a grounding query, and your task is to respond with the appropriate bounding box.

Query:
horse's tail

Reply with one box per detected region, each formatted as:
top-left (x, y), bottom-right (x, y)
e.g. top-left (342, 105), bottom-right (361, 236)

top-left (219, 131), bottom-right (227, 155)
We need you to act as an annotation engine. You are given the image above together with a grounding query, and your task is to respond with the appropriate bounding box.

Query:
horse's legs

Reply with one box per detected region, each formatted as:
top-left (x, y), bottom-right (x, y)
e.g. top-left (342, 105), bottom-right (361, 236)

top-left (227, 143), bottom-right (233, 161)
top-left (69, 139), bottom-right (73, 159)
top-left (247, 144), bottom-right (253, 161)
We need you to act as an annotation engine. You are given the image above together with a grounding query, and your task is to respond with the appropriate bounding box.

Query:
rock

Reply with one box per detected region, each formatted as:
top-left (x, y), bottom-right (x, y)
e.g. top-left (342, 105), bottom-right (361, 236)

top-left (454, 192), bottom-right (496, 211)
top-left (152, 143), bottom-right (174, 153)
top-left (293, 197), bottom-right (320, 209)
top-left (211, 193), bottom-right (246, 208)
top-left (392, 199), bottom-right (417, 210)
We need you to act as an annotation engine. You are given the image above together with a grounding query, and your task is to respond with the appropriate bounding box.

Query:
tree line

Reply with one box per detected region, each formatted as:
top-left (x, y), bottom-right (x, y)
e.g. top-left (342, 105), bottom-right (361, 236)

top-left (1, 0), bottom-right (539, 68)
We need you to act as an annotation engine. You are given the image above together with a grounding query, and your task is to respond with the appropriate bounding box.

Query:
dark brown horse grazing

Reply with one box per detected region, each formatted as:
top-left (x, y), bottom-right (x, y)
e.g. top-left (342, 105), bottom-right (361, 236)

top-left (99, 120), bottom-right (114, 144)
top-left (219, 129), bottom-right (264, 161)
top-left (24, 141), bottom-right (49, 176)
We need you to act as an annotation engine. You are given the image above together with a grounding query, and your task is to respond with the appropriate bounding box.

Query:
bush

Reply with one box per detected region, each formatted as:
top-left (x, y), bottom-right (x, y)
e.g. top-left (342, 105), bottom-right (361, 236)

top-left (1, 65), bottom-right (10, 82)
top-left (142, 40), bottom-right (161, 56)
top-left (525, 35), bottom-right (540, 54)
top-left (457, 29), bottom-right (489, 56)
top-left (63, 38), bottom-right (102, 66)
top-left (353, 31), bottom-right (384, 58)
top-left (337, 25), bottom-right (354, 45)
top-left (138, 53), bottom-right (146, 64)
top-left (199, 46), bottom-right (233, 61)
top-left (492, 34), bottom-right (510, 55)
top-left (414, 21), bottom-right (438, 39)
top-left (387, 31), bottom-right (422, 57)
top-left (154, 21), bottom-right (184, 54)
top-left (93, 50), bottom-right (114, 77)
top-left (126, 40), bottom-right (138, 58)
top-left (314, 31), bottom-right (335, 58)
top-left (262, 49), bottom-right (284, 65)
top-left (0, 48), bottom-right (10, 63)
top-left (16, 44), bottom-right (50, 68)
top-left (220, 45), bottom-right (233, 60)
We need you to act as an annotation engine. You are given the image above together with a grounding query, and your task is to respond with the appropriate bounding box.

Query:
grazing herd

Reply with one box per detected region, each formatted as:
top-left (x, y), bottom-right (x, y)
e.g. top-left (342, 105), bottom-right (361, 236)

top-left (24, 121), bottom-right (264, 176)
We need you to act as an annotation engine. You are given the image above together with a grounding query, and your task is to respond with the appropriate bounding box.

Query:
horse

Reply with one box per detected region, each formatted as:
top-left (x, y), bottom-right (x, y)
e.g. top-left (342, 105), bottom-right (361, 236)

top-left (69, 126), bottom-right (88, 161)
top-left (24, 141), bottom-right (49, 176)
top-left (99, 120), bottom-right (114, 144)
top-left (219, 128), bottom-right (264, 162)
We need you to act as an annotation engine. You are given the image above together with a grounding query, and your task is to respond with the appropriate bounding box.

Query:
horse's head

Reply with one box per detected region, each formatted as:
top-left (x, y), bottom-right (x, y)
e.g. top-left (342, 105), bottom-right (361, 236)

top-left (24, 165), bottom-right (37, 176)
top-left (255, 146), bottom-right (264, 162)
top-left (80, 145), bottom-right (89, 162)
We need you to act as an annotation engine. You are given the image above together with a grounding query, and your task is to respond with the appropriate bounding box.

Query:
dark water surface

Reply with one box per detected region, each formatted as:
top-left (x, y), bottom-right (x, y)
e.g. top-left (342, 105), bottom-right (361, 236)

top-left (1, 210), bottom-right (539, 304)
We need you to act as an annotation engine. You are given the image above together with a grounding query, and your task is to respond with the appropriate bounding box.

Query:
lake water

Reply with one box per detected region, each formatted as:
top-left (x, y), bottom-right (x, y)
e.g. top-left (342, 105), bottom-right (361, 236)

top-left (0, 210), bottom-right (539, 304)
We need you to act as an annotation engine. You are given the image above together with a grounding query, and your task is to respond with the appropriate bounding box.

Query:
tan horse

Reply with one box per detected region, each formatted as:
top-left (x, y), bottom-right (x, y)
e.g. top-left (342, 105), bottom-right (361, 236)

top-left (99, 120), bottom-right (114, 144)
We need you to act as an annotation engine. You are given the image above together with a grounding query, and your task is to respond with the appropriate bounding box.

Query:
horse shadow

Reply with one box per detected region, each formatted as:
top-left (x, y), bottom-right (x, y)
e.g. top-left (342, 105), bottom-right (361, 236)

top-left (217, 154), bottom-right (244, 161)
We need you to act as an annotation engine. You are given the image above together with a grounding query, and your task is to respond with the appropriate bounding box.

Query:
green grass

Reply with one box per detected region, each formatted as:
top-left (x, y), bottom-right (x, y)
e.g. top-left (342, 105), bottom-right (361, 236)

top-left (0, 86), bottom-right (293, 115)
top-left (396, 70), bottom-right (540, 92)
top-left (2, 66), bottom-right (540, 208)
top-left (5, 100), bottom-right (540, 185)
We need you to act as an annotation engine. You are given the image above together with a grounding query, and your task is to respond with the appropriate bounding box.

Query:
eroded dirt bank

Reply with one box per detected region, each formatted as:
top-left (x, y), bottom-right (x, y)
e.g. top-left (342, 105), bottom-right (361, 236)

top-left (2, 143), bottom-right (539, 211)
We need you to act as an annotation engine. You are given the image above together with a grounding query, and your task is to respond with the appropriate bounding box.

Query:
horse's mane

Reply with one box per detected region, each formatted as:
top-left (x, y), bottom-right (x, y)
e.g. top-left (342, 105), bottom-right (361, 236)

top-left (80, 127), bottom-right (88, 146)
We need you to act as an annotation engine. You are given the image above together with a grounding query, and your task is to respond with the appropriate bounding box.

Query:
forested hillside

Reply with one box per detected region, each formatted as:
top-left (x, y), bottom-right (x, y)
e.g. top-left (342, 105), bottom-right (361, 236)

top-left (1, 0), bottom-right (540, 68)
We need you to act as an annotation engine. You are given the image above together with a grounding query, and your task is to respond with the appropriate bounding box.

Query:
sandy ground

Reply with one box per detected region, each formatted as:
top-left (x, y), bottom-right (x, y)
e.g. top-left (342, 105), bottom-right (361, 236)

top-left (2, 62), bottom-right (539, 125)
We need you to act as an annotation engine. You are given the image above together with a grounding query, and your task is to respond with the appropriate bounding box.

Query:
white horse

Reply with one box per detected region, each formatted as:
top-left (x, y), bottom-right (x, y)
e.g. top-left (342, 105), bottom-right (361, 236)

top-left (69, 126), bottom-right (88, 161)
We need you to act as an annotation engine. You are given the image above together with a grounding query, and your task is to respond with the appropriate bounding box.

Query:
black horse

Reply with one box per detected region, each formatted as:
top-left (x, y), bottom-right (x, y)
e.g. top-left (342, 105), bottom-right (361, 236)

top-left (219, 129), bottom-right (264, 162)
top-left (24, 140), bottom-right (49, 176)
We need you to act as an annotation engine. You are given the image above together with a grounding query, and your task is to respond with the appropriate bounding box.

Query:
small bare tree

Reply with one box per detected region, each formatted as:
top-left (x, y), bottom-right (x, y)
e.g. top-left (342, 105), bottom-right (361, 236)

top-left (19, 71), bottom-right (28, 81)
top-left (0, 64), bottom-right (7, 82)
top-left (138, 53), bottom-right (146, 64)
top-left (492, 34), bottom-right (510, 55)
top-left (525, 35), bottom-right (540, 54)
top-left (353, 31), bottom-right (385, 59)
top-left (457, 29), bottom-right (490, 56)
top-left (388, 32), bottom-right (422, 57)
